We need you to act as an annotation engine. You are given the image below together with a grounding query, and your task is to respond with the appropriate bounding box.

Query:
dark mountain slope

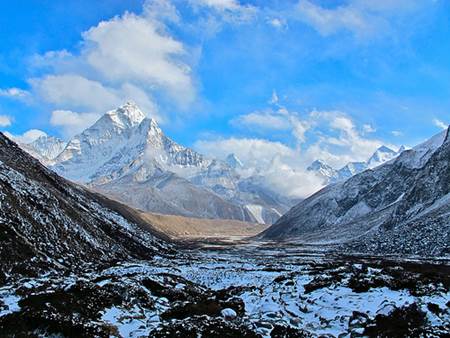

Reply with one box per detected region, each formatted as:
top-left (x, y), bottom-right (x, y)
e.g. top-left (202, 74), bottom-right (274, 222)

top-left (261, 128), bottom-right (450, 256)
top-left (0, 133), bottom-right (172, 281)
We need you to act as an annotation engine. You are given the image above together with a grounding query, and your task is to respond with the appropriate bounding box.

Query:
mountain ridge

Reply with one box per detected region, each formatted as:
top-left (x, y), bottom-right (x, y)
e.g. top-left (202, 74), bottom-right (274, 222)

top-left (25, 103), bottom-right (288, 224)
top-left (261, 127), bottom-right (450, 256)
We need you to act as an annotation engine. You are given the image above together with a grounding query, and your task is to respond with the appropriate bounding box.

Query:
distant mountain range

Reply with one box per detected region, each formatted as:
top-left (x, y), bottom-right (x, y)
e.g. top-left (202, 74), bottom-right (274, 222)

top-left (307, 145), bottom-right (405, 184)
top-left (16, 102), bottom-right (406, 225)
top-left (262, 127), bottom-right (450, 256)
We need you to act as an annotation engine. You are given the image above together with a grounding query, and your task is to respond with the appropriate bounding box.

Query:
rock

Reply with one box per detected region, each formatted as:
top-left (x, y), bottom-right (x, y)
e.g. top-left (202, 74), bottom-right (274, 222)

top-left (221, 308), bottom-right (237, 320)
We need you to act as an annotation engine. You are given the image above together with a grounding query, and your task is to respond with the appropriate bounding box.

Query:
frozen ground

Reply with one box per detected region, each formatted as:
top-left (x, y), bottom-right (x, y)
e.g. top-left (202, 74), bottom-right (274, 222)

top-left (0, 242), bottom-right (449, 337)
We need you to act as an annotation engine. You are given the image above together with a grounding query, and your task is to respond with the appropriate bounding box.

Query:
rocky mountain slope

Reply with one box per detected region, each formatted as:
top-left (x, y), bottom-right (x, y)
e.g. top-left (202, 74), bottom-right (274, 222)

top-left (27, 102), bottom-right (289, 224)
top-left (0, 132), bottom-right (172, 280)
top-left (262, 128), bottom-right (450, 257)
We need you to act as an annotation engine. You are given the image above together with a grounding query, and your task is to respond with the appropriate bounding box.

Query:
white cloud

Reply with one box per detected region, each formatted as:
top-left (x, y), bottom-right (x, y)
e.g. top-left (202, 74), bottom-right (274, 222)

top-left (5, 129), bottom-right (47, 144)
top-left (82, 11), bottom-right (194, 105)
top-left (0, 115), bottom-right (12, 127)
top-left (268, 18), bottom-right (288, 30)
top-left (194, 0), bottom-right (242, 11)
top-left (269, 90), bottom-right (279, 104)
top-left (31, 75), bottom-right (160, 122)
top-left (31, 75), bottom-right (121, 113)
top-left (362, 124), bottom-right (376, 133)
top-left (195, 137), bottom-right (295, 168)
top-left (196, 107), bottom-right (394, 198)
top-left (295, 0), bottom-right (427, 38)
top-left (195, 137), bottom-right (323, 198)
top-left (0, 87), bottom-right (29, 98)
top-left (143, 0), bottom-right (180, 23)
top-left (297, 0), bottom-right (369, 37)
top-left (306, 111), bottom-right (387, 168)
top-left (50, 110), bottom-right (100, 137)
top-left (231, 110), bottom-right (291, 131)
top-left (28, 0), bottom-right (195, 135)
top-left (391, 130), bottom-right (403, 137)
top-left (433, 118), bottom-right (447, 130)
top-left (189, 0), bottom-right (257, 25)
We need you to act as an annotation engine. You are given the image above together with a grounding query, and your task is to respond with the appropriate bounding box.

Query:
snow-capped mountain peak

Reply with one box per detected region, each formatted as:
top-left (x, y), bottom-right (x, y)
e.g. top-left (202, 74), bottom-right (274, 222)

top-left (367, 145), bottom-right (398, 167)
top-left (106, 101), bottom-right (146, 128)
top-left (27, 135), bottom-right (66, 160)
top-left (19, 134), bottom-right (67, 166)
top-left (225, 153), bottom-right (244, 169)
top-left (307, 160), bottom-right (336, 180)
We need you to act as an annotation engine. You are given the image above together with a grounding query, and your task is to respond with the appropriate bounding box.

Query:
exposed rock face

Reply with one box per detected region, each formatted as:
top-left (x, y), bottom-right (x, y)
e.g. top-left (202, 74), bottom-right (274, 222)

top-left (262, 128), bottom-right (450, 257)
top-left (0, 132), bottom-right (171, 280)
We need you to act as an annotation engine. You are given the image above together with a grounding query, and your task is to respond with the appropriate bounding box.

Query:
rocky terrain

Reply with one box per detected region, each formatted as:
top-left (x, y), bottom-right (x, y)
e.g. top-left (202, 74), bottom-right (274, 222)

top-left (1, 130), bottom-right (449, 337)
top-left (0, 242), bottom-right (448, 337)
top-left (263, 127), bottom-right (450, 257)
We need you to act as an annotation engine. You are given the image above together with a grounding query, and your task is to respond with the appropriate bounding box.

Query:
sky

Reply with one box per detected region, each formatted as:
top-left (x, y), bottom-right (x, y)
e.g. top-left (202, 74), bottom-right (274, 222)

top-left (0, 0), bottom-right (449, 196)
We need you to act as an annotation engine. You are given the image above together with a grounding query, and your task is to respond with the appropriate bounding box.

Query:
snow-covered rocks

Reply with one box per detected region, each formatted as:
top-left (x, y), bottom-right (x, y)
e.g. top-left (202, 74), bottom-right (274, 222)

top-left (221, 308), bottom-right (237, 320)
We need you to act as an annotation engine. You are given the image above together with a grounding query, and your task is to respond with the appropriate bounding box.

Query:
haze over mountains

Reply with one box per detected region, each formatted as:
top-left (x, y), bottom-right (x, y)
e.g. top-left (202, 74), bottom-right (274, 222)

top-left (262, 127), bottom-right (450, 256)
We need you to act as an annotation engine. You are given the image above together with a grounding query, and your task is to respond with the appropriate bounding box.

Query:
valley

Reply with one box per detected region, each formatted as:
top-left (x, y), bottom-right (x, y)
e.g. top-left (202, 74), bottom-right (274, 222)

top-left (1, 117), bottom-right (450, 337)
top-left (1, 242), bottom-right (449, 337)
top-left (2, 2), bottom-right (450, 336)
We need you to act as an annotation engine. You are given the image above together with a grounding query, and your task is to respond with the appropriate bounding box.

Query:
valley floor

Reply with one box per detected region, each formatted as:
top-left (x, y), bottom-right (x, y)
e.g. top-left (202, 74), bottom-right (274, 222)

top-left (1, 242), bottom-right (449, 337)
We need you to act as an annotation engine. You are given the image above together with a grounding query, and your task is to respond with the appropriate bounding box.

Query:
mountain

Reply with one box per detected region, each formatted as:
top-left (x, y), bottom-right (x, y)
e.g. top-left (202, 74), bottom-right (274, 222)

top-left (225, 153), bottom-right (244, 169)
top-left (308, 145), bottom-right (403, 184)
top-left (16, 135), bottom-right (66, 165)
top-left (0, 132), bottom-right (171, 280)
top-left (261, 128), bottom-right (450, 256)
top-left (45, 102), bottom-right (285, 224)
top-left (367, 145), bottom-right (400, 168)
top-left (336, 161), bottom-right (368, 181)
top-left (307, 160), bottom-right (337, 181)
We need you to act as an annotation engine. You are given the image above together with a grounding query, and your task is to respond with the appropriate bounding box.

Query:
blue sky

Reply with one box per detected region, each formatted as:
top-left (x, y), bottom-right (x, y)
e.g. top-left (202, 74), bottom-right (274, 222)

top-left (0, 0), bottom-right (449, 171)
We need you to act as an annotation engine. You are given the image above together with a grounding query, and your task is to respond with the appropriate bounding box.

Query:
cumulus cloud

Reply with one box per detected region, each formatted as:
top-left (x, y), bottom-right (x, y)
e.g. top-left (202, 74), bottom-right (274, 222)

top-left (0, 115), bottom-right (12, 127)
top-left (433, 118), bottom-right (448, 130)
top-left (31, 75), bottom-right (121, 113)
top-left (195, 137), bottom-right (295, 169)
top-left (196, 106), bottom-right (393, 198)
top-left (31, 75), bottom-right (159, 120)
top-left (5, 129), bottom-right (47, 144)
top-left (82, 11), bottom-right (193, 105)
top-left (50, 110), bottom-right (100, 137)
top-left (28, 0), bottom-right (195, 135)
top-left (305, 110), bottom-right (388, 168)
top-left (195, 136), bottom-right (324, 198)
